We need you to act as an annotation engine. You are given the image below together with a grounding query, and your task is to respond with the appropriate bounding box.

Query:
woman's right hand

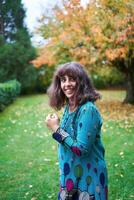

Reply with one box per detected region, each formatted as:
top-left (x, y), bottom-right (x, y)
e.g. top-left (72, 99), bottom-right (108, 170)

top-left (45, 113), bottom-right (59, 132)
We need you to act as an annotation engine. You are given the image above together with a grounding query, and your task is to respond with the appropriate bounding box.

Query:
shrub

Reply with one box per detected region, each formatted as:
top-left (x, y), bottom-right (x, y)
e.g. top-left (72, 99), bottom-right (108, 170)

top-left (0, 36), bottom-right (37, 95)
top-left (20, 65), bottom-right (38, 94)
top-left (90, 67), bottom-right (124, 89)
top-left (0, 80), bottom-right (21, 111)
top-left (36, 65), bottom-right (55, 93)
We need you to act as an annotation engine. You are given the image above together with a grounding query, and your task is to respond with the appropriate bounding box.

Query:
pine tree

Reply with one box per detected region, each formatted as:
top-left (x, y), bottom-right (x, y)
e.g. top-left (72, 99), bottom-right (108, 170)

top-left (0, 0), bottom-right (37, 93)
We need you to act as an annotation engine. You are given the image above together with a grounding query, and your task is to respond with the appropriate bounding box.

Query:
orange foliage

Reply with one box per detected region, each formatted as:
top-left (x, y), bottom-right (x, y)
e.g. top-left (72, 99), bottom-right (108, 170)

top-left (97, 100), bottom-right (134, 123)
top-left (33, 0), bottom-right (134, 68)
top-left (106, 47), bottom-right (128, 61)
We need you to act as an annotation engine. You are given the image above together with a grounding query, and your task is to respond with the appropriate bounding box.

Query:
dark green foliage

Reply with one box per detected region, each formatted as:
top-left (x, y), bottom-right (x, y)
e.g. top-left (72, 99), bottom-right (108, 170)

top-left (0, 0), bottom-right (37, 94)
top-left (0, 0), bottom-right (26, 42)
top-left (0, 80), bottom-right (21, 111)
top-left (36, 65), bottom-right (55, 92)
top-left (20, 64), bottom-right (38, 94)
top-left (91, 67), bottom-right (124, 89)
top-left (0, 38), bottom-right (37, 93)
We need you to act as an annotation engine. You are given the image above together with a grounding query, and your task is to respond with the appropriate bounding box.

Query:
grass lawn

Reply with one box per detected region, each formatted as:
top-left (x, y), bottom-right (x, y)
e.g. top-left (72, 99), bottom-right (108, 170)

top-left (0, 90), bottom-right (133, 200)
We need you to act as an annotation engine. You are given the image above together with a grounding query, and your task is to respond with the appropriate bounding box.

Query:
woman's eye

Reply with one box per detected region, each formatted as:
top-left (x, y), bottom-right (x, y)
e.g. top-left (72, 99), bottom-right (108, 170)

top-left (69, 77), bottom-right (75, 81)
top-left (60, 78), bottom-right (65, 82)
top-left (60, 76), bottom-right (75, 82)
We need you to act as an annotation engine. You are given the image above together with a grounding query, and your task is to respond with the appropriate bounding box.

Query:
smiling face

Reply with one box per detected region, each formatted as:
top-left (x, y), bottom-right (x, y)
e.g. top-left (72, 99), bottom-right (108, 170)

top-left (60, 75), bottom-right (77, 101)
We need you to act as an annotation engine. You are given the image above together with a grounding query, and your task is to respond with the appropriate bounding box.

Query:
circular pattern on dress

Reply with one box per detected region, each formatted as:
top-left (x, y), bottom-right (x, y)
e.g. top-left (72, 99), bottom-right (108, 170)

top-left (86, 176), bottom-right (92, 185)
top-left (94, 168), bottom-right (97, 174)
top-left (60, 190), bottom-right (66, 200)
top-left (87, 163), bottom-right (91, 171)
top-left (74, 164), bottom-right (83, 178)
top-left (71, 146), bottom-right (81, 156)
top-left (79, 122), bottom-right (83, 128)
top-left (64, 162), bottom-right (70, 176)
top-left (66, 178), bottom-right (74, 192)
top-left (100, 172), bottom-right (105, 187)
top-left (79, 191), bottom-right (90, 200)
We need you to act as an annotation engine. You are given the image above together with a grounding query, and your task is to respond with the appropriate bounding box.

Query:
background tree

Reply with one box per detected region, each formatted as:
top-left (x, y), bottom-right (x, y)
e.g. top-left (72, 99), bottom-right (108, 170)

top-left (0, 0), bottom-right (25, 41)
top-left (97, 0), bottom-right (134, 103)
top-left (0, 0), bottom-right (37, 93)
top-left (33, 0), bottom-right (133, 103)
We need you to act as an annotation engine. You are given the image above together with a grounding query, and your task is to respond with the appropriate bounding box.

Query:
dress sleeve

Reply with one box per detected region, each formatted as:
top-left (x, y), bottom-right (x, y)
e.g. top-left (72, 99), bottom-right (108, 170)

top-left (52, 104), bottom-right (102, 157)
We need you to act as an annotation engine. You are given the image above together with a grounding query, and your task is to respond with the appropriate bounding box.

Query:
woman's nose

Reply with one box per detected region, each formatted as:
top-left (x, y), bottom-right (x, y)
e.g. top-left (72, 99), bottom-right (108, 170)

top-left (65, 79), bottom-right (70, 86)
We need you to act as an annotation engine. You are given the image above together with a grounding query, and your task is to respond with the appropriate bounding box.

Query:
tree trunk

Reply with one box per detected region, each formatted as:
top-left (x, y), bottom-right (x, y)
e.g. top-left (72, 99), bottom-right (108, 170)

top-left (0, 17), bottom-right (5, 36)
top-left (123, 71), bottom-right (134, 104)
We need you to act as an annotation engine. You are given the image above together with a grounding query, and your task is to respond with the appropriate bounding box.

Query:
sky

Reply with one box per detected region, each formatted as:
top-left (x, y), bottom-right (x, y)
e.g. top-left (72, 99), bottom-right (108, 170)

top-left (22, 0), bottom-right (89, 46)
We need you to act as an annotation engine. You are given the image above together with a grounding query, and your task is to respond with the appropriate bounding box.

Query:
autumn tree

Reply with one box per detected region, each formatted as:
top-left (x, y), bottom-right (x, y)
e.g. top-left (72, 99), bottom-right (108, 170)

top-left (34, 0), bottom-right (134, 103)
top-left (33, 0), bottom-right (95, 67)
top-left (92, 0), bottom-right (134, 103)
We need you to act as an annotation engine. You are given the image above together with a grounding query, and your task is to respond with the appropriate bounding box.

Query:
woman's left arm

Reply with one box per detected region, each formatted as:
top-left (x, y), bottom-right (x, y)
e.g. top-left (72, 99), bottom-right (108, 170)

top-left (53, 104), bottom-right (101, 158)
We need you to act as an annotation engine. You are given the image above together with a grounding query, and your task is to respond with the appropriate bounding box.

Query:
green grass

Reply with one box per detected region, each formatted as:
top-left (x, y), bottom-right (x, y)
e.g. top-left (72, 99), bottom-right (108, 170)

top-left (0, 91), bottom-right (134, 200)
top-left (100, 89), bottom-right (126, 101)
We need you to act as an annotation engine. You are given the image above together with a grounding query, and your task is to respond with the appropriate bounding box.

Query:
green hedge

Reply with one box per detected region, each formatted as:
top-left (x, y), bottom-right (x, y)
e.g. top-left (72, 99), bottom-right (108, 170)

top-left (36, 65), bottom-right (55, 93)
top-left (0, 80), bottom-right (21, 111)
top-left (90, 67), bottom-right (124, 89)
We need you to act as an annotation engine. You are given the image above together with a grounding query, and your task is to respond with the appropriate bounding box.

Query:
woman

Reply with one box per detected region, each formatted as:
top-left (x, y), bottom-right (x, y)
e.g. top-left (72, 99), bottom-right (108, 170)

top-left (45, 62), bottom-right (108, 200)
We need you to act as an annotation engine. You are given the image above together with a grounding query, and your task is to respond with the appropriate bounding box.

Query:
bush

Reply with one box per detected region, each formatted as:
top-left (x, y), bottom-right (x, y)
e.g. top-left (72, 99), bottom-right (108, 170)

top-left (36, 65), bottom-right (55, 93)
top-left (0, 35), bottom-right (37, 94)
top-left (90, 67), bottom-right (124, 89)
top-left (20, 65), bottom-right (38, 94)
top-left (0, 80), bottom-right (21, 111)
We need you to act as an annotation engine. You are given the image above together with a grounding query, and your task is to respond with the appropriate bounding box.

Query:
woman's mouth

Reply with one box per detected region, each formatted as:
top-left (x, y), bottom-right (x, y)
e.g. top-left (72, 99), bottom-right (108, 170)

top-left (65, 89), bottom-right (73, 93)
top-left (65, 87), bottom-right (74, 92)
top-left (64, 88), bottom-right (75, 96)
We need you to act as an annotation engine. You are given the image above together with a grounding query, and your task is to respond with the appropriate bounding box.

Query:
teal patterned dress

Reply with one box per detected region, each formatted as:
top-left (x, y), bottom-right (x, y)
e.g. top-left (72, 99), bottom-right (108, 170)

top-left (52, 101), bottom-right (108, 200)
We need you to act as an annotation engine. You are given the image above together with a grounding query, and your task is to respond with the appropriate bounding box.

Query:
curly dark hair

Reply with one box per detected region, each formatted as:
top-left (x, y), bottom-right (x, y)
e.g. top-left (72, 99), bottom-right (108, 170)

top-left (47, 62), bottom-right (101, 110)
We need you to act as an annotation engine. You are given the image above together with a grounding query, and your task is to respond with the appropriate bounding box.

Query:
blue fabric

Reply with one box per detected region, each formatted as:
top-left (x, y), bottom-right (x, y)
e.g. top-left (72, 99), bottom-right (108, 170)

top-left (55, 101), bottom-right (108, 200)
top-left (53, 132), bottom-right (63, 143)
